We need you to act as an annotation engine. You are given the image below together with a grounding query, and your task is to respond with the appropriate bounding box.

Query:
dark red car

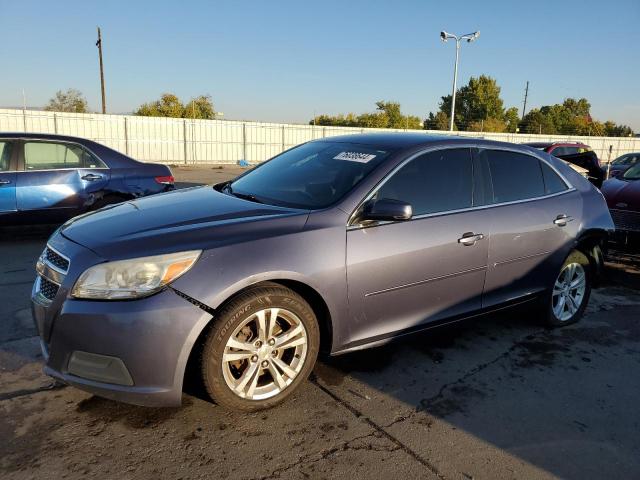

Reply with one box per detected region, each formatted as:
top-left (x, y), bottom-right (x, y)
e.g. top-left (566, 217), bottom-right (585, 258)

top-left (524, 142), bottom-right (604, 187)
top-left (601, 162), bottom-right (640, 244)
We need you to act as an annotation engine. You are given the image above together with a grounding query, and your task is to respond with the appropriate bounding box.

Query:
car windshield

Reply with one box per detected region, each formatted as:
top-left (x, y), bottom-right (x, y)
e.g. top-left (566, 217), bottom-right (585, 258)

top-left (223, 141), bottom-right (392, 209)
top-left (623, 163), bottom-right (640, 180)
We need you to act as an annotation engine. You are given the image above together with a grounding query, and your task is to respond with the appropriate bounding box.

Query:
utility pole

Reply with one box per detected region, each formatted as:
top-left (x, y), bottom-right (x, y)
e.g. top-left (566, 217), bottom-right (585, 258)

top-left (96, 27), bottom-right (106, 114)
top-left (521, 81), bottom-right (529, 119)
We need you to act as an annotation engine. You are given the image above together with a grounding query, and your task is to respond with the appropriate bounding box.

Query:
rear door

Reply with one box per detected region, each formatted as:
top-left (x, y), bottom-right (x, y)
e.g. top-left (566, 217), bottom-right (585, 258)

top-left (478, 148), bottom-right (581, 307)
top-left (16, 140), bottom-right (110, 213)
top-left (345, 148), bottom-right (491, 346)
top-left (0, 140), bottom-right (17, 213)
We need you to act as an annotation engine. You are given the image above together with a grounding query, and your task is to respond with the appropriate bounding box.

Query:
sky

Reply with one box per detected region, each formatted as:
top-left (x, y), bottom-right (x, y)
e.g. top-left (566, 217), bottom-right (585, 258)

top-left (1, 0), bottom-right (639, 129)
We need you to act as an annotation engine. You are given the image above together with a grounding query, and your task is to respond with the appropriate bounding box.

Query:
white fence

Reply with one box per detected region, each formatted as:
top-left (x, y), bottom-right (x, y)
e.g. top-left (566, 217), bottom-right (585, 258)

top-left (1, 108), bottom-right (638, 165)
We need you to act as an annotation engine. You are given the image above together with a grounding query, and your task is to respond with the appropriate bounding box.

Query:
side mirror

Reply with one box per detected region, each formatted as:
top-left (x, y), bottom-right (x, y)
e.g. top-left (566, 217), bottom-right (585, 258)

top-left (359, 198), bottom-right (413, 223)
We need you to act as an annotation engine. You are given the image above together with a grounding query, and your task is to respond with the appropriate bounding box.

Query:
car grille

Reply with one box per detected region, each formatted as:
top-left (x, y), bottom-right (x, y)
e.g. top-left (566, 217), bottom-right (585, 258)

top-left (45, 246), bottom-right (69, 272)
top-left (39, 277), bottom-right (60, 301)
top-left (610, 209), bottom-right (640, 232)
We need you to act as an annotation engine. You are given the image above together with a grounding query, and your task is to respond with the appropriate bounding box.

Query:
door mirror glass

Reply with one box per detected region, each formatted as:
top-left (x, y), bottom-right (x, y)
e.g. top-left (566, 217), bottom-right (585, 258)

top-left (359, 198), bottom-right (412, 223)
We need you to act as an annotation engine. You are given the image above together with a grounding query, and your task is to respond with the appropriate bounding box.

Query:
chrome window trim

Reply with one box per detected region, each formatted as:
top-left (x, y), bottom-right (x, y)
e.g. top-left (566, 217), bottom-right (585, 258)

top-left (0, 137), bottom-right (109, 173)
top-left (347, 143), bottom-right (576, 230)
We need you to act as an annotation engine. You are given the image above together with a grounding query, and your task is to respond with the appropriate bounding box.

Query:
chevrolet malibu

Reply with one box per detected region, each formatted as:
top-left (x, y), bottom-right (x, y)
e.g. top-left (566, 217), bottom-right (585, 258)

top-left (32, 134), bottom-right (614, 411)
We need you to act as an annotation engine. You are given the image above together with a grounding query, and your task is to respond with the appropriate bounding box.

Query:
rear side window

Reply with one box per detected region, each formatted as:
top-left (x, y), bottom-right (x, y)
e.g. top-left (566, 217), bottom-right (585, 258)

top-left (24, 142), bottom-right (105, 170)
top-left (482, 150), bottom-right (545, 203)
top-left (540, 161), bottom-right (568, 194)
top-left (0, 141), bottom-right (13, 171)
top-left (375, 148), bottom-right (473, 216)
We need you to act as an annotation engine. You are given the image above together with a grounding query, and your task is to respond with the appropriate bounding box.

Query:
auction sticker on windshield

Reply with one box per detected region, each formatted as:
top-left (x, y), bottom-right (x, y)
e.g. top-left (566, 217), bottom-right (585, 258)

top-left (334, 151), bottom-right (377, 163)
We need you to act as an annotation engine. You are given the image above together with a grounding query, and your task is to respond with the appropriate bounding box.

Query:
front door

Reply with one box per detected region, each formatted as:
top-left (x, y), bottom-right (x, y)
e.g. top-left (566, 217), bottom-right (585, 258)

top-left (0, 140), bottom-right (17, 213)
top-left (16, 140), bottom-right (109, 213)
top-left (345, 148), bottom-right (490, 347)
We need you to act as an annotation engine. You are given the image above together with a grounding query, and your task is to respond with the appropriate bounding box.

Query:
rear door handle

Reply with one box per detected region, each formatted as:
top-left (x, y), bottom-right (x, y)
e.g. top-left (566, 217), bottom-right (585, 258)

top-left (0, 179), bottom-right (11, 185)
top-left (458, 232), bottom-right (485, 246)
top-left (554, 214), bottom-right (572, 227)
top-left (82, 173), bottom-right (103, 181)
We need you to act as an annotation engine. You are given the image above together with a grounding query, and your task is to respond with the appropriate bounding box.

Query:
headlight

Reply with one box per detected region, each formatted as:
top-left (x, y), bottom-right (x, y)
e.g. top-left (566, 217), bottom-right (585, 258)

top-left (71, 250), bottom-right (201, 300)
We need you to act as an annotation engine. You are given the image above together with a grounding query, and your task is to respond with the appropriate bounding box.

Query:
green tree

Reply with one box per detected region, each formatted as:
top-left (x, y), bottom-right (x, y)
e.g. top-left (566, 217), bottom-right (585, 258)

top-left (426, 75), bottom-right (521, 132)
top-left (310, 101), bottom-right (422, 130)
top-left (44, 89), bottom-right (88, 113)
top-left (184, 95), bottom-right (216, 119)
top-left (134, 93), bottom-right (216, 119)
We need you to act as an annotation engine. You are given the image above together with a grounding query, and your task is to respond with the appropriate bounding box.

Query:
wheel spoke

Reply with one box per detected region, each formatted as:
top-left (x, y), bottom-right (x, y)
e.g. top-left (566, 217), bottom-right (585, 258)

top-left (268, 308), bottom-right (279, 338)
top-left (246, 365), bottom-right (261, 398)
top-left (223, 351), bottom-right (254, 362)
top-left (556, 294), bottom-right (566, 316)
top-left (255, 310), bottom-right (267, 342)
top-left (226, 337), bottom-right (255, 352)
top-left (272, 356), bottom-right (297, 378)
top-left (570, 273), bottom-right (585, 290)
top-left (268, 361), bottom-right (287, 390)
top-left (274, 324), bottom-right (305, 349)
top-left (567, 293), bottom-right (579, 313)
top-left (235, 361), bottom-right (259, 395)
top-left (553, 280), bottom-right (564, 296)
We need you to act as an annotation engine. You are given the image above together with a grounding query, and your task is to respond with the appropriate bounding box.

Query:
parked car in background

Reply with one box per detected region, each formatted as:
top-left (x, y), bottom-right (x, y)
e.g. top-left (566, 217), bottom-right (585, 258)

top-left (601, 162), bottom-right (640, 245)
top-left (0, 133), bottom-right (174, 225)
top-left (604, 152), bottom-right (640, 179)
top-left (523, 142), bottom-right (604, 187)
top-left (32, 134), bottom-right (613, 411)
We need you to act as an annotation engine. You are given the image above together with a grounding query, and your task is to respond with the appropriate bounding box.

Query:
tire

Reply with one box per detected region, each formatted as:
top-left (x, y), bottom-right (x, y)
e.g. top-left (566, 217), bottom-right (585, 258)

top-left (200, 283), bottom-right (320, 411)
top-left (542, 250), bottom-right (592, 327)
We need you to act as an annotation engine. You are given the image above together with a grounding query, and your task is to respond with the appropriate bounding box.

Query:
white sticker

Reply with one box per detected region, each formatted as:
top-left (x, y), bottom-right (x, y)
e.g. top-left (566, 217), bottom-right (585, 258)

top-left (333, 151), bottom-right (377, 163)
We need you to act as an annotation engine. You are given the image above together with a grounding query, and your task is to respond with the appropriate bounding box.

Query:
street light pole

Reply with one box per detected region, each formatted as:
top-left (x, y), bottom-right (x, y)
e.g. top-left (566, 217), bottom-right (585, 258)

top-left (440, 30), bottom-right (480, 132)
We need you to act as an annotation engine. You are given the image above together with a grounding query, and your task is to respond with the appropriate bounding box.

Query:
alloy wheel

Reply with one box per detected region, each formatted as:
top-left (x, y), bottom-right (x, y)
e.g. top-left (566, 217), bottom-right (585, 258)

top-left (221, 308), bottom-right (308, 400)
top-left (552, 262), bottom-right (587, 322)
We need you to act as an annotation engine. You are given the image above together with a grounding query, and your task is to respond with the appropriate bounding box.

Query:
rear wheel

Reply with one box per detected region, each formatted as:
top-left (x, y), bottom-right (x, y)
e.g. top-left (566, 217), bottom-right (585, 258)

top-left (543, 250), bottom-right (591, 327)
top-left (200, 284), bottom-right (319, 411)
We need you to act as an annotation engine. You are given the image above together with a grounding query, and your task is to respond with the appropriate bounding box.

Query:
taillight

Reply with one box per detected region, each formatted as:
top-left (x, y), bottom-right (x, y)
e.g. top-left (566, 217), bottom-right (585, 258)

top-left (155, 175), bottom-right (174, 185)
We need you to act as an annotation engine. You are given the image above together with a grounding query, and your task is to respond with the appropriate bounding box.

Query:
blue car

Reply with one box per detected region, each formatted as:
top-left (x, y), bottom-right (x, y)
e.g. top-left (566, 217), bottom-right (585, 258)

top-left (0, 133), bottom-right (174, 225)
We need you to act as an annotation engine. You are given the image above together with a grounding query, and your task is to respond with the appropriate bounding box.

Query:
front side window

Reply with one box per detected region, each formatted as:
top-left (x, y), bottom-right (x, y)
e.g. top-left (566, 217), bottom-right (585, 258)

top-left (375, 148), bottom-right (473, 216)
top-left (226, 141), bottom-right (392, 209)
top-left (0, 141), bottom-right (13, 171)
top-left (24, 142), bottom-right (105, 171)
top-left (481, 149), bottom-right (545, 203)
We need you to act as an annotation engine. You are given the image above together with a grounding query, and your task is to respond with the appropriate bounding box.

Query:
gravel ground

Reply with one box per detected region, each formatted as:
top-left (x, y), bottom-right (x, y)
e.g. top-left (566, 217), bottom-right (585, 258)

top-left (1, 167), bottom-right (639, 479)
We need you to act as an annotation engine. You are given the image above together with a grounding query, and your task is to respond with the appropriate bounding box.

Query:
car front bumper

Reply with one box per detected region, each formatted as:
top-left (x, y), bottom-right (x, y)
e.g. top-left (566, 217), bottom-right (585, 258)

top-left (32, 281), bottom-right (211, 407)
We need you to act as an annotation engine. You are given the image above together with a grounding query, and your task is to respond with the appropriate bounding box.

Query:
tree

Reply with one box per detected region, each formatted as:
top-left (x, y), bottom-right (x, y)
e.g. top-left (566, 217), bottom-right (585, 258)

top-left (184, 95), bottom-right (216, 119)
top-left (134, 93), bottom-right (216, 119)
top-left (426, 75), bottom-right (520, 132)
top-left (519, 98), bottom-right (634, 136)
top-left (44, 89), bottom-right (88, 113)
top-left (310, 101), bottom-right (422, 130)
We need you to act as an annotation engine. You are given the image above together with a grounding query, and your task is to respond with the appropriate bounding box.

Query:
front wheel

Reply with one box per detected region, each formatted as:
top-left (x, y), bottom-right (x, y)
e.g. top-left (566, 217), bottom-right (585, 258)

top-left (543, 250), bottom-right (592, 327)
top-left (200, 284), bottom-right (319, 411)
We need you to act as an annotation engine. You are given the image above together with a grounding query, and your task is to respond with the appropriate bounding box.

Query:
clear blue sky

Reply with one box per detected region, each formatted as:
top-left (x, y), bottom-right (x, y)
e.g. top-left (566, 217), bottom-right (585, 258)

top-left (1, 0), bottom-right (638, 129)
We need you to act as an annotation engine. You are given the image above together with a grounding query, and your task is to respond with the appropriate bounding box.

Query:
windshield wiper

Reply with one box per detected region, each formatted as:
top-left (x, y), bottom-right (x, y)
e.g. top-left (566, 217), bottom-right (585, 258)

top-left (221, 183), bottom-right (264, 204)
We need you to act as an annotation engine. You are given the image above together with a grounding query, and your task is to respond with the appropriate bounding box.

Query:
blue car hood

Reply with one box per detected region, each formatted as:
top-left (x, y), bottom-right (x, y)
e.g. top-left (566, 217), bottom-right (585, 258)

top-left (60, 186), bottom-right (307, 258)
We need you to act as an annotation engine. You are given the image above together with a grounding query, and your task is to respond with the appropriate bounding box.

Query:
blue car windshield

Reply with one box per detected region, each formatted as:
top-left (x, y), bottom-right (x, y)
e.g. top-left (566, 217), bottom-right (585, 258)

top-left (226, 142), bottom-right (392, 209)
top-left (623, 163), bottom-right (640, 180)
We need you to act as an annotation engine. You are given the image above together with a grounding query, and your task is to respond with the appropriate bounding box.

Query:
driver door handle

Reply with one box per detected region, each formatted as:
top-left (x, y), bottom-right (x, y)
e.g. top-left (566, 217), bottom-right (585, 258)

top-left (82, 173), bottom-right (103, 181)
top-left (553, 214), bottom-right (572, 227)
top-left (0, 179), bottom-right (11, 185)
top-left (458, 232), bottom-right (484, 246)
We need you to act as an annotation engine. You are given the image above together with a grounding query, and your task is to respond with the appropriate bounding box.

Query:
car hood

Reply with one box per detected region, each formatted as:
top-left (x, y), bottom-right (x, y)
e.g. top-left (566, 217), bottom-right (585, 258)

top-left (601, 178), bottom-right (640, 211)
top-left (60, 186), bottom-right (308, 258)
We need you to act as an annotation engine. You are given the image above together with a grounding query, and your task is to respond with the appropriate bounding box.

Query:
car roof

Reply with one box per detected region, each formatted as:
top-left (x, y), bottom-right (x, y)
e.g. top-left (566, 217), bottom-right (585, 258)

top-left (313, 132), bottom-right (534, 152)
top-left (0, 132), bottom-right (93, 143)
